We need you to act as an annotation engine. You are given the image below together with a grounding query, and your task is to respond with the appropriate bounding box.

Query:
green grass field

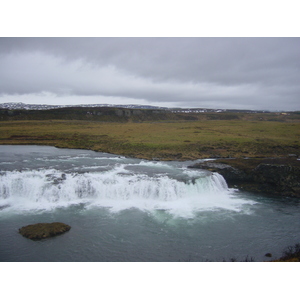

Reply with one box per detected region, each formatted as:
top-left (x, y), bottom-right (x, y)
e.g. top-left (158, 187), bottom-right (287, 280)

top-left (0, 117), bottom-right (299, 160)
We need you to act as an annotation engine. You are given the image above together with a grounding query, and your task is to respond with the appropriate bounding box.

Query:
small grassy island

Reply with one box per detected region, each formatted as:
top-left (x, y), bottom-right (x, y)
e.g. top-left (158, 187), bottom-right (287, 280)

top-left (19, 222), bottom-right (71, 240)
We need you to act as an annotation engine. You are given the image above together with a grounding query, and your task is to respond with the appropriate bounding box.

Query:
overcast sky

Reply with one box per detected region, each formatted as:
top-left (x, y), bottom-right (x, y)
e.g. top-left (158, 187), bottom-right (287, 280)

top-left (0, 37), bottom-right (299, 111)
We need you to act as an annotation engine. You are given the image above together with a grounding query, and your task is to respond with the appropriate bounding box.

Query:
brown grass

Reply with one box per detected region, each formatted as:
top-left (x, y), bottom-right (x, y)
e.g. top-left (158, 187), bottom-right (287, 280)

top-left (0, 119), bottom-right (299, 160)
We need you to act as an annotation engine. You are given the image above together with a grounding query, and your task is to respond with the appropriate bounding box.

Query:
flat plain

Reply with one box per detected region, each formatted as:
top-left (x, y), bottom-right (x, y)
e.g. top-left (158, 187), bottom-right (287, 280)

top-left (0, 110), bottom-right (299, 160)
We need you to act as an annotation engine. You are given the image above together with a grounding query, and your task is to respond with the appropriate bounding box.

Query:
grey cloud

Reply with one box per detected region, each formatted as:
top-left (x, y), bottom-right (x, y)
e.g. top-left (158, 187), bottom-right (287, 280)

top-left (1, 37), bottom-right (299, 84)
top-left (0, 37), bottom-right (299, 110)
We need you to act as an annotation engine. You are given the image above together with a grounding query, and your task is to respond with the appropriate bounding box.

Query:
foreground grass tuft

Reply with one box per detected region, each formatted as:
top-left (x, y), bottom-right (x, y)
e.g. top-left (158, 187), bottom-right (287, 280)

top-left (272, 243), bottom-right (300, 262)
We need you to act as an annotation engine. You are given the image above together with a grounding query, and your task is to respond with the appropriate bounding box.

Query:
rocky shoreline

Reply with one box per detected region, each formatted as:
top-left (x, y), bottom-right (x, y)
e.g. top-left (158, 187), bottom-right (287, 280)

top-left (188, 157), bottom-right (300, 198)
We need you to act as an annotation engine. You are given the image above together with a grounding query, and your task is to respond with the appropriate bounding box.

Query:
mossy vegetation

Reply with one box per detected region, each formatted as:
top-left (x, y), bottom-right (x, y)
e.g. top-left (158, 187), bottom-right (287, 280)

top-left (0, 110), bottom-right (299, 160)
top-left (214, 157), bottom-right (300, 172)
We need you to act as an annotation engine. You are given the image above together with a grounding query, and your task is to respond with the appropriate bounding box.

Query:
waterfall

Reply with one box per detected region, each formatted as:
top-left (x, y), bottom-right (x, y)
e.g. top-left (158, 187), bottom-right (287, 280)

top-left (0, 167), bottom-right (240, 214)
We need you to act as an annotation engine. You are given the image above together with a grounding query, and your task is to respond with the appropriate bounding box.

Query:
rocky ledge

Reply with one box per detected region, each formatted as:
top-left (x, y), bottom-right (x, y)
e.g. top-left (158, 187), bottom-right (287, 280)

top-left (189, 157), bottom-right (300, 198)
top-left (19, 222), bottom-right (71, 240)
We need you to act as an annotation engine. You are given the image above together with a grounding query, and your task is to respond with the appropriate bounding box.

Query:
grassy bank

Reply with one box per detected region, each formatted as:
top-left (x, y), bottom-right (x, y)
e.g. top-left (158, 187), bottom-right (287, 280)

top-left (0, 118), bottom-right (299, 160)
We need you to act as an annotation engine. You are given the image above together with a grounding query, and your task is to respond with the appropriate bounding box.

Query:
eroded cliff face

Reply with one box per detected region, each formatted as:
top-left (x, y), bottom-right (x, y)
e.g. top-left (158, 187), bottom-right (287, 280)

top-left (189, 158), bottom-right (300, 198)
top-left (252, 163), bottom-right (300, 197)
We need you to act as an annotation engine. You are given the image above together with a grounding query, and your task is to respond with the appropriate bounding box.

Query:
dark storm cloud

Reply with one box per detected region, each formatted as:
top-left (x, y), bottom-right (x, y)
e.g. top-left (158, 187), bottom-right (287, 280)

top-left (0, 37), bottom-right (299, 110)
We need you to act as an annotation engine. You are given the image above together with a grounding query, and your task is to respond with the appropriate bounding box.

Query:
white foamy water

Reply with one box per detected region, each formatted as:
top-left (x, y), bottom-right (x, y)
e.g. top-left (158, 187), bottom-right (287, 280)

top-left (0, 165), bottom-right (252, 217)
top-left (0, 145), bottom-right (258, 217)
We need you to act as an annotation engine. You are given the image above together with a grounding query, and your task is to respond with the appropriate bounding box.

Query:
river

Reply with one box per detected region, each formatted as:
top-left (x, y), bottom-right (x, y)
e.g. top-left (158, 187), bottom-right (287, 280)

top-left (0, 145), bottom-right (299, 261)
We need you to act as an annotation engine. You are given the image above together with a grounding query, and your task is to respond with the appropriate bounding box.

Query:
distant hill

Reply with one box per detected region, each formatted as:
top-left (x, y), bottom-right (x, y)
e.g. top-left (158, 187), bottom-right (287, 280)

top-left (0, 106), bottom-right (189, 122)
top-left (0, 102), bottom-right (298, 123)
top-left (0, 102), bottom-right (276, 113)
top-left (0, 102), bottom-right (168, 111)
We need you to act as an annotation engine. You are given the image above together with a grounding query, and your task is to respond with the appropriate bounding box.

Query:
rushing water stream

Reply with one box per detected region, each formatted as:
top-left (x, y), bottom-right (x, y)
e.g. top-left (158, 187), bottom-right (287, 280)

top-left (0, 145), bottom-right (299, 261)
